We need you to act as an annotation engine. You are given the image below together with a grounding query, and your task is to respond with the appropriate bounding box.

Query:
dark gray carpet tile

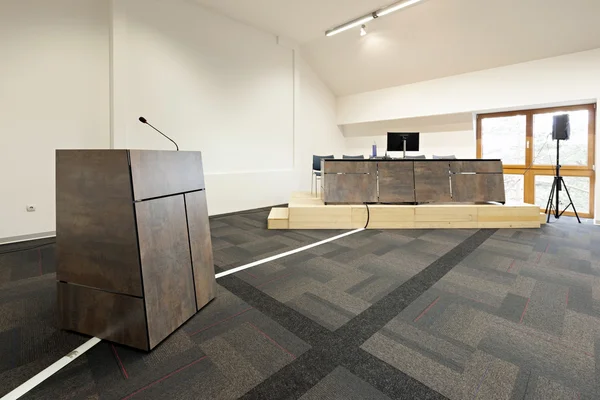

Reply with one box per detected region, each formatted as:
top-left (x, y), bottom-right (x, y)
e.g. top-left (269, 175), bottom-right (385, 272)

top-left (218, 274), bottom-right (332, 345)
top-left (25, 355), bottom-right (98, 400)
top-left (224, 229), bottom-right (491, 398)
top-left (25, 285), bottom-right (311, 400)
top-left (212, 215), bottom-right (351, 272)
top-left (341, 349), bottom-right (448, 400)
top-left (299, 366), bottom-right (392, 400)
top-left (360, 222), bottom-right (599, 400)
top-left (0, 276), bottom-right (90, 397)
top-left (522, 281), bottom-right (568, 335)
top-left (239, 339), bottom-right (447, 400)
top-left (0, 237), bottom-right (56, 254)
top-left (0, 245), bottom-right (56, 286)
top-left (4, 210), bottom-right (600, 400)
top-left (338, 230), bottom-right (497, 347)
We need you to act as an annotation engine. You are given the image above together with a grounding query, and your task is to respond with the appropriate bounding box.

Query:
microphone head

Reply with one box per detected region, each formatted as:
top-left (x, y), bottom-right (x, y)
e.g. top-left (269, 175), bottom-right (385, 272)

top-left (138, 116), bottom-right (147, 124)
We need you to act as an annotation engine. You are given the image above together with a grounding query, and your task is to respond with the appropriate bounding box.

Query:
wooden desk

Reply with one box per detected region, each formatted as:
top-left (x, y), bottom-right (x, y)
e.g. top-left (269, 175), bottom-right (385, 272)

top-left (322, 159), bottom-right (505, 205)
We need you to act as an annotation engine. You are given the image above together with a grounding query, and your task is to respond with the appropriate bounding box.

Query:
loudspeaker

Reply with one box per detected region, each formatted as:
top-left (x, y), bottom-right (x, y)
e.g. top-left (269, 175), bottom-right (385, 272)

top-left (552, 114), bottom-right (570, 140)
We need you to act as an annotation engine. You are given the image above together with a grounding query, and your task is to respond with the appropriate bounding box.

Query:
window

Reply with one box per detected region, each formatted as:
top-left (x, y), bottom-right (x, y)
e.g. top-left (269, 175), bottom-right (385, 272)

top-left (477, 104), bottom-right (596, 219)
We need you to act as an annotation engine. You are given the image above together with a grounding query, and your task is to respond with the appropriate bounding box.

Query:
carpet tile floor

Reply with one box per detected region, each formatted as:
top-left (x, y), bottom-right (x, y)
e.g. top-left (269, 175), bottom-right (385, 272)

top-left (0, 210), bottom-right (598, 399)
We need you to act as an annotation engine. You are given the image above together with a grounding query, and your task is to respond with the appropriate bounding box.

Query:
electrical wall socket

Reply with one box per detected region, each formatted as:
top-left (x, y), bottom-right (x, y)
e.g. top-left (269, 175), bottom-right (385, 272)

top-left (26, 205), bottom-right (36, 212)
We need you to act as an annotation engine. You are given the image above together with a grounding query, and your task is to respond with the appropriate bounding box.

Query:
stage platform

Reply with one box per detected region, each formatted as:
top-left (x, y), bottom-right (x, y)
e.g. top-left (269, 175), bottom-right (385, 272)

top-left (268, 192), bottom-right (544, 230)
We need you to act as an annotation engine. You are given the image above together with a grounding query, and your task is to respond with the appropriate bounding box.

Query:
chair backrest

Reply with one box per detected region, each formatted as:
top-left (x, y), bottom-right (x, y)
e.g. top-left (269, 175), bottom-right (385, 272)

top-left (432, 155), bottom-right (457, 159)
top-left (312, 155), bottom-right (335, 170)
top-left (404, 155), bottom-right (427, 159)
top-left (342, 155), bottom-right (365, 159)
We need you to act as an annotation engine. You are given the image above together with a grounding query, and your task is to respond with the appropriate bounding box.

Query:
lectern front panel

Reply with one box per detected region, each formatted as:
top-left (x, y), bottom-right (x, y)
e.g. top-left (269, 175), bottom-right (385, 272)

top-left (58, 282), bottom-right (148, 350)
top-left (57, 149), bottom-right (216, 350)
top-left (129, 150), bottom-right (205, 200)
top-left (185, 191), bottom-right (217, 310)
top-left (136, 195), bottom-right (197, 348)
top-left (56, 150), bottom-right (142, 297)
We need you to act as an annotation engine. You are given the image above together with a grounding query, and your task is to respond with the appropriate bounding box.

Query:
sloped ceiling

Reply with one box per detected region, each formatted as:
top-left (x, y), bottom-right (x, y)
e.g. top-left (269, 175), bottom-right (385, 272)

top-left (194, 0), bottom-right (600, 96)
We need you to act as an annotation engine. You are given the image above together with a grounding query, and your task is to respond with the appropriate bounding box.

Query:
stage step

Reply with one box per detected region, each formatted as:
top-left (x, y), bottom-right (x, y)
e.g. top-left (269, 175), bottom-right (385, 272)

top-left (269, 192), bottom-right (542, 230)
top-left (267, 207), bottom-right (289, 229)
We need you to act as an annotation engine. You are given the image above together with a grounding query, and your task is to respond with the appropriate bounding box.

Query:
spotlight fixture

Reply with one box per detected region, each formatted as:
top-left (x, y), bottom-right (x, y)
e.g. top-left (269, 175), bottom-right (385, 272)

top-left (360, 25), bottom-right (367, 36)
top-left (325, 0), bottom-right (424, 37)
top-left (325, 14), bottom-right (375, 37)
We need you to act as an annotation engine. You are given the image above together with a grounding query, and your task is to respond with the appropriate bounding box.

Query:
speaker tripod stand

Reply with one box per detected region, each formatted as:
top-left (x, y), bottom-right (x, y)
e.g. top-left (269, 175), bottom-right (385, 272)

top-left (544, 139), bottom-right (581, 223)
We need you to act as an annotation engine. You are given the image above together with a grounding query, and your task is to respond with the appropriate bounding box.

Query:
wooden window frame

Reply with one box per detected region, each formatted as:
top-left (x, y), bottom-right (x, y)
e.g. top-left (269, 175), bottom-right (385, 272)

top-left (477, 103), bottom-right (596, 219)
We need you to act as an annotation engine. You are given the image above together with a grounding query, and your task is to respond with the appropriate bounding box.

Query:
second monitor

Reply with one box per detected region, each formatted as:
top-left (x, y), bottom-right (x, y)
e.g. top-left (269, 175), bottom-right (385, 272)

top-left (387, 132), bottom-right (420, 158)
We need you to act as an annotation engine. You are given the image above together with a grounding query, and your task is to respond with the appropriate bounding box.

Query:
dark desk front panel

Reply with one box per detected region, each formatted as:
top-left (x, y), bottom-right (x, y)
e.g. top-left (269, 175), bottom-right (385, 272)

top-left (322, 160), bottom-right (377, 203)
top-left (414, 161), bottom-right (452, 203)
top-left (378, 162), bottom-right (415, 203)
top-left (452, 174), bottom-right (505, 203)
top-left (322, 159), bottom-right (505, 204)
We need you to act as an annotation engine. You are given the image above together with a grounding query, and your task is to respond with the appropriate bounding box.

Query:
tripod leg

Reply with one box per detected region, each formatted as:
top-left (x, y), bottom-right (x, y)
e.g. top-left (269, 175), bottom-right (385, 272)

top-left (561, 179), bottom-right (581, 223)
top-left (545, 179), bottom-right (556, 223)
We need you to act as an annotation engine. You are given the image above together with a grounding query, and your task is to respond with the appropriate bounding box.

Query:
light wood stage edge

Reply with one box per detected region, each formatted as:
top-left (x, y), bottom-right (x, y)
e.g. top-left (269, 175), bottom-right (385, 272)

top-left (268, 192), bottom-right (543, 230)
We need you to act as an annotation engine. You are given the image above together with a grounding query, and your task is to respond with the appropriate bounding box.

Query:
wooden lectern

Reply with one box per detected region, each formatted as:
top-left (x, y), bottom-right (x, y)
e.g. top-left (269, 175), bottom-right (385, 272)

top-left (55, 150), bottom-right (216, 351)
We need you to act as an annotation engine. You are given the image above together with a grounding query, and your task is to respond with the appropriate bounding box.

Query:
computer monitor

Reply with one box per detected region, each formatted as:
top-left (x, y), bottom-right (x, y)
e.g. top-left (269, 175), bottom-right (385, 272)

top-left (387, 132), bottom-right (420, 152)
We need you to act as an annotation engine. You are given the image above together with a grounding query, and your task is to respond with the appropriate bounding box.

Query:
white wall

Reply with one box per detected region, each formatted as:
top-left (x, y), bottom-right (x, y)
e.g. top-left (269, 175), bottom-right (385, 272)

top-left (111, 0), bottom-right (344, 215)
top-left (293, 53), bottom-right (346, 190)
top-left (345, 131), bottom-right (476, 159)
top-left (338, 49), bottom-right (600, 219)
top-left (0, 0), bottom-right (110, 241)
top-left (0, 0), bottom-right (345, 241)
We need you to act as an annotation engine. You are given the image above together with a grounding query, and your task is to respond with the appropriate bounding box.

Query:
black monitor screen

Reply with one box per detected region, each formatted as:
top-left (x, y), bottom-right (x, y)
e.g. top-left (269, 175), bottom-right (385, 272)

top-left (387, 132), bottom-right (420, 152)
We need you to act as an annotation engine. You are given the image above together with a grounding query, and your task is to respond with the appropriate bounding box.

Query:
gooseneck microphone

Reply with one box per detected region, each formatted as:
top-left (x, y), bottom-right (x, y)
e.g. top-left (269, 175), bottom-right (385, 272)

top-left (138, 116), bottom-right (179, 151)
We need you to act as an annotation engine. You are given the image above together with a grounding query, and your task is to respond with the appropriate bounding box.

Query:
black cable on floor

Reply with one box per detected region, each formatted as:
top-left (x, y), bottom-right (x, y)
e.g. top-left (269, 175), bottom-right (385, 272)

top-left (364, 203), bottom-right (370, 229)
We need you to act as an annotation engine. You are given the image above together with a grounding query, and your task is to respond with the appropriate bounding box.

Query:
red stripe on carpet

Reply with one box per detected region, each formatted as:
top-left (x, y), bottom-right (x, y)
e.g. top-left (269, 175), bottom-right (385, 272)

top-left (121, 356), bottom-right (208, 400)
top-left (190, 307), bottom-right (253, 336)
top-left (507, 260), bottom-right (516, 272)
top-left (245, 270), bottom-right (258, 279)
top-left (414, 297), bottom-right (440, 323)
top-left (248, 322), bottom-right (296, 359)
top-left (519, 298), bottom-right (530, 323)
top-left (111, 344), bottom-right (129, 379)
top-left (535, 252), bottom-right (543, 263)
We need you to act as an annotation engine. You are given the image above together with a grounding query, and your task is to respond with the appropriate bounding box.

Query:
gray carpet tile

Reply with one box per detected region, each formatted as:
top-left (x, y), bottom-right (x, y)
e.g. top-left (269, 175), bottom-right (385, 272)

top-left (361, 221), bottom-right (600, 400)
top-left (210, 210), bottom-right (346, 271)
top-left (1, 209), bottom-right (599, 400)
top-left (299, 366), bottom-right (392, 400)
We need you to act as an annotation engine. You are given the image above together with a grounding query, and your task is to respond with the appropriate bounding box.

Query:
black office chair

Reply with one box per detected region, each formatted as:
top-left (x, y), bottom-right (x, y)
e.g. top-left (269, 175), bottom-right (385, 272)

top-left (312, 155), bottom-right (334, 195)
top-left (432, 155), bottom-right (457, 159)
top-left (342, 155), bottom-right (365, 159)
